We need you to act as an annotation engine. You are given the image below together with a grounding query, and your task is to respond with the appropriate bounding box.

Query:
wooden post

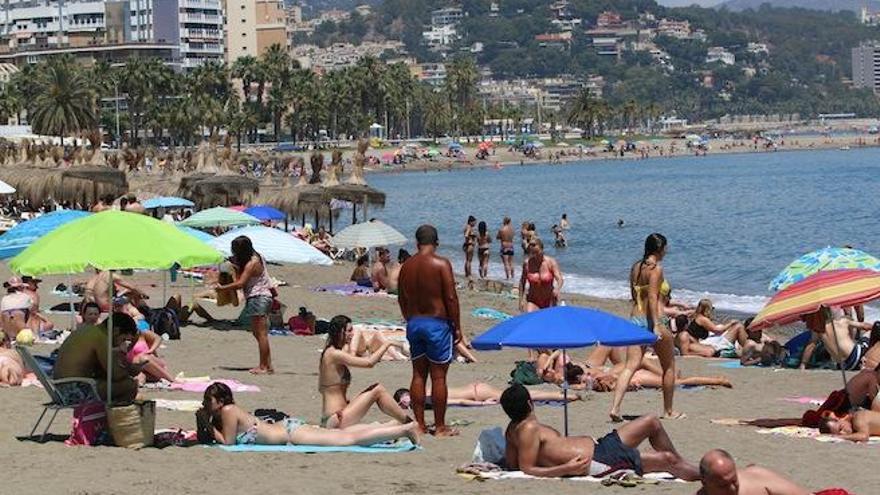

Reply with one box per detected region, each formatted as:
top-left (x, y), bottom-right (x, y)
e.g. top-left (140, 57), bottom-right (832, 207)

top-left (362, 195), bottom-right (368, 223)
top-left (352, 203), bottom-right (357, 225)
top-left (329, 207), bottom-right (333, 234)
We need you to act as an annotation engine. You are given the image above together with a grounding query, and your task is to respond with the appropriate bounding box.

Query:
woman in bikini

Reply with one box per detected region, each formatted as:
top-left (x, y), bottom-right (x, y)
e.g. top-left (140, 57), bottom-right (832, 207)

top-left (518, 238), bottom-right (563, 312)
top-left (212, 236), bottom-right (275, 374)
top-left (127, 329), bottom-right (176, 384)
top-left (676, 299), bottom-right (750, 358)
top-left (318, 315), bottom-right (411, 428)
top-left (476, 221), bottom-right (491, 279)
top-left (462, 215), bottom-right (477, 279)
top-left (609, 233), bottom-right (683, 422)
top-left (202, 382), bottom-right (419, 446)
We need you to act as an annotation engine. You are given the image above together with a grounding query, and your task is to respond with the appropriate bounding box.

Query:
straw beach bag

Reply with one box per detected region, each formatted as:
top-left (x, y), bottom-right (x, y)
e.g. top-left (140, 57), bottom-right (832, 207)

top-left (108, 400), bottom-right (156, 449)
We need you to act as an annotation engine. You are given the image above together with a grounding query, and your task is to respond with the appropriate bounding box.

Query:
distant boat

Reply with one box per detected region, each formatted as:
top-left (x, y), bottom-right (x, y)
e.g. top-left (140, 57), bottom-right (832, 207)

top-left (840, 146), bottom-right (851, 151)
top-left (869, 126), bottom-right (879, 134)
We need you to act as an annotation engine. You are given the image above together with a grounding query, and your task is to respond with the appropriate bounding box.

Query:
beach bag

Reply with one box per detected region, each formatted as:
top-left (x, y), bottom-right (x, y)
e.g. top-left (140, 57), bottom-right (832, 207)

top-left (107, 400), bottom-right (156, 449)
top-left (149, 307), bottom-right (180, 340)
top-left (509, 361), bottom-right (543, 386)
top-left (65, 402), bottom-right (108, 446)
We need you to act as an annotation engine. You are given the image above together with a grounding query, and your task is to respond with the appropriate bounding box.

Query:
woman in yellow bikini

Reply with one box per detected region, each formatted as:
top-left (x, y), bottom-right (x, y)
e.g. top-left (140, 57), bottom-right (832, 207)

top-left (609, 233), bottom-right (683, 422)
top-left (318, 315), bottom-right (411, 428)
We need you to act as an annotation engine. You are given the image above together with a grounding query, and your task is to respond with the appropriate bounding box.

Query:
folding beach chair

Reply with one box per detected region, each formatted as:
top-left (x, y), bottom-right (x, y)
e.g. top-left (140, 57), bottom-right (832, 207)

top-left (16, 346), bottom-right (102, 442)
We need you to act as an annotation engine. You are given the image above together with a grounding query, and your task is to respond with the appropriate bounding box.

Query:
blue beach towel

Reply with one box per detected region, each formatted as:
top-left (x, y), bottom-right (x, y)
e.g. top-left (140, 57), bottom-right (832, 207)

top-left (709, 360), bottom-right (744, 369)
top-left (216, 440), bottom-right (418, 453)
top-left (471, 307), bottom-right (512, 320)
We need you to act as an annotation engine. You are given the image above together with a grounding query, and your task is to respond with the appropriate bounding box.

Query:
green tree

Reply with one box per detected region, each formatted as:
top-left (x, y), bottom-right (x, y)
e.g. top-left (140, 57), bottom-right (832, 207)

top-left (27, 56), bottom-right (97, 139)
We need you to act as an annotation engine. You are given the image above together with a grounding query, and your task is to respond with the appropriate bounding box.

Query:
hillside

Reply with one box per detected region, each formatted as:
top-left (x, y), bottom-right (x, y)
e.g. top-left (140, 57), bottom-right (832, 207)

top-left (297, 0), bottom-right (880, 120)
top-left (719, 0), bottom-right (880, 12)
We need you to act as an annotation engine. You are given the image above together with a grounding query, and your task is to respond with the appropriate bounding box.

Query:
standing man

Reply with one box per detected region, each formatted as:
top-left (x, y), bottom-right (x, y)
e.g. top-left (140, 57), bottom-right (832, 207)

top-left (398, 225), bottom-right (462, 436)
top-left (496, 217), bottom-right (516, 280)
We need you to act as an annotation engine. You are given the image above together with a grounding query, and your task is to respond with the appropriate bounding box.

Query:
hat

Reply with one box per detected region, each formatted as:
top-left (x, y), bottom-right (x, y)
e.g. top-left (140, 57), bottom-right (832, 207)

top-left (1, 292), bottom-right (32, 312)
top-left (3, 277), bottom-right (25, 290)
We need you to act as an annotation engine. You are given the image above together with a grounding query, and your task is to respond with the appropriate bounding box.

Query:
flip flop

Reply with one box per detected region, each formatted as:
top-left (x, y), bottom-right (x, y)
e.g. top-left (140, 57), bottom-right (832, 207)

top-left (662, 412), bottom-right (687, 420)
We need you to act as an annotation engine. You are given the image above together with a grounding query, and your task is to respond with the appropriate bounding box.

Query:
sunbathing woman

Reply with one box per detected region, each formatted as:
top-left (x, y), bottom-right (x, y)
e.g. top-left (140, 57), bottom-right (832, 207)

top-left (0, 347), bottom-right (24, 386)
top-left (127, 329), bottom-right (175, 384)
top-left (348, 321), bottom-right (478, 364)
top-left (564, 362), bottom-right (732, 391)
top-left (393, 382), bottom-right (579, 408)
top-left (202, 382), bottom-right (419, 446)
top-left (318, 315), bottom-right (411, 428)
top-left (676, 299), bottom-right (749, 358)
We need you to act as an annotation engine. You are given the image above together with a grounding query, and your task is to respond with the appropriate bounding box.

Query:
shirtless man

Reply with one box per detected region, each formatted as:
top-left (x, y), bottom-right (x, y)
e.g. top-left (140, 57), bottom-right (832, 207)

top-left (124, 195), bottom-right (146, 214)
top-left (843, 367), bottom-right (880, 411)
top-left (370, 248), bottom-right (391, 292)
top-left (53, 312), bottom-right (142, 403)
top-left (696, 449), bottom-right (810, 495)
top-left (84, 269), bottom-right (145, 313)
top-left (397, 224), bottom-right (462, 436)
top-left (387, 249), bottom-right (410, 295)
top-left (799, 309), bottom-right (865, 371)
top-left (91, 194), bottom-right (114, 213)
top-left (496, 217), bottom-right (516, 280)
top-left (820, 409), bottom-right (880, 442)
top-left (501, 383), bottom-right (699, 479)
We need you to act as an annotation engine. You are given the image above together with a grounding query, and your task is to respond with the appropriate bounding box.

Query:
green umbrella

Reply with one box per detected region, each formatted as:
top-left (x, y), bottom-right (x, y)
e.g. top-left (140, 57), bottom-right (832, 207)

top-left (427, 147), bottom-right (440, 157)
top-left (8, 211), bottom-right (224, 406)
top-left (10, 211), bottom-right (224, 276)
top-left (179, 207), bottom-right (261, 229)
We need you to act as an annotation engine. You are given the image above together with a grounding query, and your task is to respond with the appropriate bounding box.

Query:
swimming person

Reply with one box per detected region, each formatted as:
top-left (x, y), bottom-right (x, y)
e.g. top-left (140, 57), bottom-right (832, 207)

top-left (463, 215), bottom-right (477, 279)
top-left (398, 225), bottom-right (462, 436)
top-left (501, 384), bottom-right (699, 480)
top-left (200, 382), bottom-right (419, 447)
top-left (610, 233), bottom-right (682, 422)
top-left (212, 236), bottom-right (274, 374)
top-left (496, 217), bottom-right (516, 280)
top-left (518, 238), bottom-right (563, 312)
top-left (560, 213), bottom-right (570, 230)
top-left (477, 221), bottom-right (491, 279)
top-left (318, 315), bottom-right (410, 428)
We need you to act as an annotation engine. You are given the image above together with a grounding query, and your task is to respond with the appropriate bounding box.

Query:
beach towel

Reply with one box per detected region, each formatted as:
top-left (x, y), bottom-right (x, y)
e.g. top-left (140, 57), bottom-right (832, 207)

top-left (314, 284), bottom-right (392, 297)
top-left (216, 439), bottom-right (418, 454)
top-left (756, 426), bottom-right (880, 445)
top-left (142, 378), bottom-right (260, 393)
top-left (471, 308), bottom-right (512, 321)
top-left (154, 399), bottom-right (203, 412)
top-left (448, 399), bottom-right (567, 408)
top-left (709, 360), bottom-right (744, 369)
top-left (781, 396), bottom-right (825, 406)
top-left (469, 470), bottom-right (683, 484)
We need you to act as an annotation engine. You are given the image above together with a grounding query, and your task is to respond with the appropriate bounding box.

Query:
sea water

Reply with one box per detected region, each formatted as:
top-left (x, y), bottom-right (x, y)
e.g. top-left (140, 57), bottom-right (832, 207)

top-left (364, 147), bottom-right (880, 316)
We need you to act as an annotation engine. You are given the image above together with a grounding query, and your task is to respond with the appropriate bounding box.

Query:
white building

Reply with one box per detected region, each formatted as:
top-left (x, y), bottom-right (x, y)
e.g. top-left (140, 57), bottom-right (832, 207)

top-left (430, 7), bottom-right (462, 27)
top-left (706, 46), bottom-right (735, 66)
top-left (746, 42), bottom-right (769, 55)
top-left (422, 24), bottom-right (456, 50)
top-left (415, 62), bottom-right (446, 86)
top-left (656, 19), bottom-right (691, 39)
top-left (853, 41), bottom-right (880, 92)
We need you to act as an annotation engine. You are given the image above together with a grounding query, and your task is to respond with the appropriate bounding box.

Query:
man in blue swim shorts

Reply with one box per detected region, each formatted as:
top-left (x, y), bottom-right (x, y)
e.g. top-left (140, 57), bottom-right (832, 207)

top-left (398, 224), bottom-right (462, 437)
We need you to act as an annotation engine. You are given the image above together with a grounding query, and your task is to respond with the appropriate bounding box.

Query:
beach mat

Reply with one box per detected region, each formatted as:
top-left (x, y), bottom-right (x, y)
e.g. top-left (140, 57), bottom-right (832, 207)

top-left (471, 308), bottom-right (512, 320)
top-left (471, 470), bottom-right (684, 484)
top-left (217, 439), bottom-right (418, 454)
top-left (155, 399), bottom-right (202, 412)
top-left (756, 426), bottom-right (880, 445)
top-left (448, 399), bottom-right (567, 408)
top-left (142, 378), bottom-right (260, 393)
top-left (314, 284), bottom-right (389, 297)
top-left (709, 360), bottom-right (744, 369)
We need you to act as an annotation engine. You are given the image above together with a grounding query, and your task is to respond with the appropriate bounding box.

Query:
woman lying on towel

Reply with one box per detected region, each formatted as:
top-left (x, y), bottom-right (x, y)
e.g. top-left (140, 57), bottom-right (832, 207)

top-left (319, 315), bottom-right (412, 428)
top-left (202, 382), bottom-right (419, 446)
top-left (393, 381), bottom-right (580, 408)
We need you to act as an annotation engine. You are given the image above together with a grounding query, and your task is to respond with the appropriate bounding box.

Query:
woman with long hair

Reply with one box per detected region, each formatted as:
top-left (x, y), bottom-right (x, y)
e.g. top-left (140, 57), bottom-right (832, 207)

top-left (463, 215), bottom-right (477, 278)
top-left (318, 315), bottom-right (410, 428)
top-left (518, 238), bottom-right (563, 312)
top-left (200, 382), bottom-right (419, 446)
top-left (609, 233), bottom-right (683, 422)
top-left (214, 236), bottom-right (275, 374)
top-left (477, 221), bottom-right (491, 279)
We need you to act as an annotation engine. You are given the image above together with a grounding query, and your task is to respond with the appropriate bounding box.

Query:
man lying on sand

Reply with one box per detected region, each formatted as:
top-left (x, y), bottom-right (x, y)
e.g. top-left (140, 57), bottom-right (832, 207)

top-left (819, 409), bottom-right (880, 442)
top-left (501, 383), bottom-right (699, 480)
top-left (696, 449), bottom-right (810, 495)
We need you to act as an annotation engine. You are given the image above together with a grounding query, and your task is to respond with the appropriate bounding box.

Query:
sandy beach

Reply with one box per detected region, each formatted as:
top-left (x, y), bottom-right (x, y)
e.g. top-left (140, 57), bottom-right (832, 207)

top-left (0, 260), bottom-right (871, 495)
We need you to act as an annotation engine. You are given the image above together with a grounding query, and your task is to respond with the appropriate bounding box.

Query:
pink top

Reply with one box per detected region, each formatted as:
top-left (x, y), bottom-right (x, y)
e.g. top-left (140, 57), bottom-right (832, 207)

top-left (244, 256), bottom-right (274, 299)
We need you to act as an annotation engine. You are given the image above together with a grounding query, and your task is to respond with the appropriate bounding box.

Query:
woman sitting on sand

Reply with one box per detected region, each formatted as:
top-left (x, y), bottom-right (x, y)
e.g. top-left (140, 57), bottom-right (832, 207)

top-left (393, 381), bottom-right (580, 408)
top-left (200, 382), bottom-right (419, 446)
top-left (349, 255), bottom-right (371, 286)
top-left (127, 329), bottom-right (175, 384)
top-left (676, 299), bottom-right (750, 358)
top-left (318, 315), bottom-right (412, 428)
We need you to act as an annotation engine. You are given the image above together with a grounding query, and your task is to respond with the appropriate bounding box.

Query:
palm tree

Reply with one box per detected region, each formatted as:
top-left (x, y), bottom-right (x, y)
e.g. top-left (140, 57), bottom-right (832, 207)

top-left (116, 58), bottom-right (174, 145)
top-left (232, 55), bottom-right (259, 103)
top-left (28, 56), bottom-right (97, 139)
top-left (622, 99), bottom-right (639, 133)
top-left (0, 84), bottom-right (22, 125)
top-left (444, 56), bottom-right (479, 137)
top-left (566, 88), bottom-right (600, 138)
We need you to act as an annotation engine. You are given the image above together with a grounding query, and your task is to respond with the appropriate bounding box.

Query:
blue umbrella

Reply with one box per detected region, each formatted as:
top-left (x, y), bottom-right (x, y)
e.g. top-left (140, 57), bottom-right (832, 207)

top-left (243, 205), bottom-right (286, 222)
top-left (143, 196), bottom-right (195, 209)
top-left (0, 210), bottom-right (91, 259)
top-left (472, 305), bottom-right (656, 435)
top-left (176, 225), bottom-right (215, 243)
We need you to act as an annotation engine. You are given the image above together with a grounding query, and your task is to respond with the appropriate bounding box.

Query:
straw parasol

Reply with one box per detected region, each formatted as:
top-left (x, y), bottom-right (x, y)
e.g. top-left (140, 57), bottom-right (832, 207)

top-left (0, 164), bottom-right (128, 206)
top-left (177, 174), bottom-right (260, 209)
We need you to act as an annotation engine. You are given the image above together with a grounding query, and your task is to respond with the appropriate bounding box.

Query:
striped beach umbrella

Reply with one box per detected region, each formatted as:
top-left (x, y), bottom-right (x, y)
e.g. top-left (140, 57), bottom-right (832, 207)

top-left (751, 269), bottom-right (880, 331)
top-left (332, 220), bottom-right (406, 250)
top-left (769, 247), bottom-right (880, 291)
top-left (210, 226), bottom-right (332, 266)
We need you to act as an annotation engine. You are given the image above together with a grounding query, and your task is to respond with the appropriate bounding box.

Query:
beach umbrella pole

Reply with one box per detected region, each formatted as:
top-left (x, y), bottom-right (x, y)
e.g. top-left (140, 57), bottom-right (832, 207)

top-left (563, 349), bottom-right (569, 437)
top-left (107, 270), bottom-right (114, 407)
top-left (68, 274), bottom-right (75, 330)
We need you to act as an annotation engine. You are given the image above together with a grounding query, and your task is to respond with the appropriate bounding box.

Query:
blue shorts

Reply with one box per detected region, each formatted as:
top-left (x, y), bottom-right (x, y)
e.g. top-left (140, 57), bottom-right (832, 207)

top-left (237, 296), bottom-right (272, 326)
top-left (406, 316), bottom-right (453, 364)
top-left (591, 430), bottom-right (643, 476)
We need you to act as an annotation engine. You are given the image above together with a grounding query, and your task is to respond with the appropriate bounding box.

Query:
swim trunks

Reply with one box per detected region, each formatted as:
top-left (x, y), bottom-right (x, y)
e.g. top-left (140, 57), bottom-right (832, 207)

top-left (590, 430), bottom-right (643, 477)
top-left (501, 247), bottom-right (515, 256)
top-left (406, 316), bottom-right (453, 364)
top-left (841, 343), bottom-right (867, 371)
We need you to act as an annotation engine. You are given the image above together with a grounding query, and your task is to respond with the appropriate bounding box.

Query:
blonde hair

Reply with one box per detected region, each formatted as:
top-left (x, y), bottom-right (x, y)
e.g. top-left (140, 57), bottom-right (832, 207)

top-left (695, 299), bottom-right (713, 318)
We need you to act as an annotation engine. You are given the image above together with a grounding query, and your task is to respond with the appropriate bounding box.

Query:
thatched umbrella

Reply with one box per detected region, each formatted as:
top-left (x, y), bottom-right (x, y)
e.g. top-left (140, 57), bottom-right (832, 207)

top-left (178, 174), bottom-right (260, 209)
top-left (0, 165), bottom-right (128, 207)
top-left (324, 183), bottom-right (386, 226)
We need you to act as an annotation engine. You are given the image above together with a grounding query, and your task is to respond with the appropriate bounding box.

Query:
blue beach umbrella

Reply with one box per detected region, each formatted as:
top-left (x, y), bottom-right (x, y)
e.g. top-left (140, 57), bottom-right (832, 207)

top-left (472, 305), bottom-right (656, 435)
top-left (176, 225), bottom-right (215, 243)
top-left (0, 210), bottom-right (91, 259)
top-left (243, 205), bottom-right (286, 222)
top-left (143, 196), bottom-right (194, 209)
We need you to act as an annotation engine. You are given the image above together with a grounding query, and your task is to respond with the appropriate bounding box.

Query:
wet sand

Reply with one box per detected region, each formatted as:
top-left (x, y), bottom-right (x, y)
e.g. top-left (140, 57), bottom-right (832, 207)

top-left (0, 262), bottom-right (870, 494)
